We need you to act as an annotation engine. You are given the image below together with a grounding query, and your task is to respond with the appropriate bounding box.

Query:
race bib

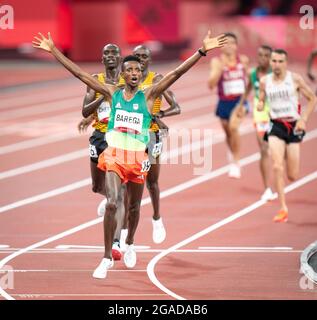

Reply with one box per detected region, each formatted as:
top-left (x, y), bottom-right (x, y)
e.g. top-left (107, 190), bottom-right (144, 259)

top-left (97, 101), bottom-right (111, 122)
top-left (151, 142), bottom-right (163, 158)
top-left (223, 79), bottom-right (245, 96)
top-left (114, 109), bottom-right (143, 134)
top-left (89, 144), bottom-right (98, 158)
top-left (256, 121), bottom-right (270, 133)
top-left (270, 105), bottom-right (298, 120)
top-left (141, 159), bottom-right (151, 172)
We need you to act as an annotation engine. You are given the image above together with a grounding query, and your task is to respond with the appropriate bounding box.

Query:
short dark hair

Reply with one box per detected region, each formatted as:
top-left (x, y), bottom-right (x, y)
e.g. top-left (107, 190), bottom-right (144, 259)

top-left (224, 32), bottom-right (238, 42)
top-left (260, 45), bottom-right (272, 52)
top-left (121, 55), bottom-right (141, 71)
top-left (272, 48), bottom-right (288, 57)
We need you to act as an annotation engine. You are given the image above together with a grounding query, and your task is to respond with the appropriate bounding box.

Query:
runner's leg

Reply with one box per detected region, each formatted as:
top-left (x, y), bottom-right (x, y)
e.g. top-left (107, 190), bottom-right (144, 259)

top-left (268, 136), bottom-right (287, 211)
top-left (125, 181), bottom-right (144, 245)
top-left (285, 142), bottom-right (300, 182)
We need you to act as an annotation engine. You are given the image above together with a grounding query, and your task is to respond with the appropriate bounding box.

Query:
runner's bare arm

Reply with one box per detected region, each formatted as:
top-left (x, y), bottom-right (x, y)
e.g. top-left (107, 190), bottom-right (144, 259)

top-left (257, 76), bottom-right (267, 112)
top-left (82, 75), bottom-right (104, 118)
top-left (82, 95), bottom-right (104, 118)
top-left (32, 32), bottom-right (115, 99)
top-left (152, 74), bottom-right (181, 118)
top-left (147, 31), bottom-right (227, 100)
top-left (161, 90), bottom-right (181, 117)
top-left (307, 50), bottom-right (317, 81)
top-left (294, 74), bottom-right (317, 131)
top-left (208, 57), bottom-right (222, 89)
top-left (236, 70), bottom-right (252, 116)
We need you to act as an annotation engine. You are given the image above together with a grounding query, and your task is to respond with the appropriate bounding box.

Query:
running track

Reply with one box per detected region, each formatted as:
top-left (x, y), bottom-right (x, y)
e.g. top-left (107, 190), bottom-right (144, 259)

top-left (0, 61), bottom-right (317, 300)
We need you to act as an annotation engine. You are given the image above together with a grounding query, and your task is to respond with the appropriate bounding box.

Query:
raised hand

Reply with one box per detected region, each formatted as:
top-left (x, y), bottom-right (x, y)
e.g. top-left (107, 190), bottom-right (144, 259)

top-left (203, 30), bottom-right (227, 52)
top-left (32, 32), bottom-right (55, 52)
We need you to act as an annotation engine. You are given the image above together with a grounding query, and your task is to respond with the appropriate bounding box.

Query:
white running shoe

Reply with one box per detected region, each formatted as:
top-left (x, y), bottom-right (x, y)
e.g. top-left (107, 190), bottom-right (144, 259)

top-left (228, 164), bottom-right (241, 179)
top-left (93, 258), bottom-right (114, 279)
top-left (120, 229), bottom-right (128, 252)
top-left (261, 188), bottom-right (274, 202)
top-left (97, 198), bottom-right (107, 217)
top-left (124, 244), bottom-right (136, 268)
top-left (152, 217), bottom-right (166, 244)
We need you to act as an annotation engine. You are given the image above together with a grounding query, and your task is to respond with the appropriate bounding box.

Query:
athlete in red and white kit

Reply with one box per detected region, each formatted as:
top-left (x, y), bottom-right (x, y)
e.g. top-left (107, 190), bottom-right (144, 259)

top-left (258, 49), bottom-right (316, 222)
top-left (208, 32), bottom-right (249, 178)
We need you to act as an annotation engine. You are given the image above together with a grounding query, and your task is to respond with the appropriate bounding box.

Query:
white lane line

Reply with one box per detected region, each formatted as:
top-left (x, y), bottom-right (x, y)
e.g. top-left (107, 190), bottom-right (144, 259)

top-left (0, 248), bottom-right (301, 254)
top-left (0, 110), bottom-right (79, 136)
top-left (0, 245), bottom-right (9, 249)
top-left (12, 293), bottom-right (167, 297)
top-left (0, 179), bottom-right (91, 214)
top-left (0, 101), bottom-right (216, 156)
top-left (0, 122), bottom-right (252, 181)
top-left (1, 269), bottom-right (148, 273)
top-left (0, 131), bottom-right (79, 155)
top-left (1, 129), bottom-right (317, 299)
top-left (0, 123), bottom-right (254, 212)
top-left (146, 169), bottom-right (317, 300)
top-left (0, 69), bottom-right (207, 110)
top-left (0, 149), bottom-right (87, 180)
top-left (198, 246), bottom-right (293, 250)
top-left (55, 244), bottom-right (150, 250)
top-left (0, 97), bottom-right (82, 120)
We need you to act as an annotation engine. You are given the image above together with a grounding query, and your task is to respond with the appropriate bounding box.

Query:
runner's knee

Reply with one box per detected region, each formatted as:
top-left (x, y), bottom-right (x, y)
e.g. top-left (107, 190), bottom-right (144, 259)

top-left (128, 202), bottom-right (141, 216)
top-left (146, 179), bottom-right (159, 192)
top-left (273, 163), bottom-right (284, 174)
top-left (260, 143), bottom-right (269, 158)
top-left (287, 171), bottom-right (298, 182)
top-left (92, 184), bottom-right (103, 194)
top-left (105, 201), bottom-right (117, 216)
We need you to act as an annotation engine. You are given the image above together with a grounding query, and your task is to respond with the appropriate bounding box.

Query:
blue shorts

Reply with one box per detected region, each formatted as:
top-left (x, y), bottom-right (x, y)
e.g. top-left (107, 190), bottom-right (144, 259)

top-left (216, 97), bottom-right (249, 120)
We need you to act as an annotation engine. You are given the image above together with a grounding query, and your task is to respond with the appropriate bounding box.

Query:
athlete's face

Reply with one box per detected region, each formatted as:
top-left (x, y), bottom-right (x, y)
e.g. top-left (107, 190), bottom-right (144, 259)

top-left (257, 48), bottom-right (271, 68)
top-left (221, 36), bottom-right (237, 55)
top-left (102, 45), bottom-right (121, 69)
top-left (133, 47), bottom-right (151, 72)
top-left (270, 52), bottom-right (287, 76)
top-left (121, 61), bottom-right (142, 87)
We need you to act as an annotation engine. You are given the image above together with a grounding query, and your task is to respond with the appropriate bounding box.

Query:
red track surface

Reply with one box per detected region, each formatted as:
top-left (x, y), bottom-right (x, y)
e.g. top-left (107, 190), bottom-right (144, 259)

top-left (0, 61), bottom-right (317, 300)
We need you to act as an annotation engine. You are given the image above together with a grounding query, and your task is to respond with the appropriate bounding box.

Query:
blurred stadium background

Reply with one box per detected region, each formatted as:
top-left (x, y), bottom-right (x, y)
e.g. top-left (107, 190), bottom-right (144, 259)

top-left (0, 0), bottom-right (317, 92)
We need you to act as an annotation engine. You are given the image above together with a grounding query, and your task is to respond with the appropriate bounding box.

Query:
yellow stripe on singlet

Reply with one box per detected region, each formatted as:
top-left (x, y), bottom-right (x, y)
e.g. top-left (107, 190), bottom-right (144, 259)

top-left (118, 71), bottom-right (162, 132)
top-left (92, 73), bottom-right (108, 133)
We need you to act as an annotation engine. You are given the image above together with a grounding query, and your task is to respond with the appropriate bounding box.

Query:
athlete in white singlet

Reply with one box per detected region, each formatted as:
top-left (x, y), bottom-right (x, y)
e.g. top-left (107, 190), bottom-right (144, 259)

top-left (258, 49), bottom-right (316, 222)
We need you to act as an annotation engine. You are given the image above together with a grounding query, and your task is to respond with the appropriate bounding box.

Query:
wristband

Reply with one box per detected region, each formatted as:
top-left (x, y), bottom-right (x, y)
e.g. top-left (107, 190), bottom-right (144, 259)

top-left (198, 49), bottom-right (207, 56)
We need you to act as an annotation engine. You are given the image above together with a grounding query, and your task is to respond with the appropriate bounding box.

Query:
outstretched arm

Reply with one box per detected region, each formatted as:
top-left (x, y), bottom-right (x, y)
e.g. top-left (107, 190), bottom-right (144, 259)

top-left (307, 50), bottom-right (317, 81)
top-left (32, 32), bottom-right (115, 100)
top-left (148, 31), bottom-right (227, 100)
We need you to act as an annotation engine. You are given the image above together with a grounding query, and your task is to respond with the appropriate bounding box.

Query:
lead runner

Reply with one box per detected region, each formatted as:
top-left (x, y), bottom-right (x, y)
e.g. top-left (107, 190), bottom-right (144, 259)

top-left (32, 30), bottom-right (227, 279)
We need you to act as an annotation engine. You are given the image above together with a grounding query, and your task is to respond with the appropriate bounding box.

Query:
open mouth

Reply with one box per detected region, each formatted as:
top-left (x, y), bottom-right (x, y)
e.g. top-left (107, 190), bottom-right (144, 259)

top-left (131, 77), bottom-right (138, 83)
